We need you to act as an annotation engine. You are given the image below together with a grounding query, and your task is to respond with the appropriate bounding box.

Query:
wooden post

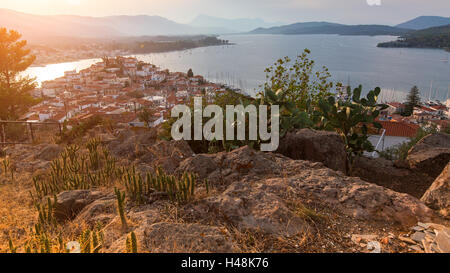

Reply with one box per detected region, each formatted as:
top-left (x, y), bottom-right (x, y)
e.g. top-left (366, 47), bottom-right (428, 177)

top-left (28, 123), bottom-right (34, 143)
top-left (1, 123), bottom-right (5, 146)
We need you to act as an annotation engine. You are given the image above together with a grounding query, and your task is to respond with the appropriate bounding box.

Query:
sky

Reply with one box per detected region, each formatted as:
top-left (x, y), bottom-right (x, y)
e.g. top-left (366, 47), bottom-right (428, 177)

top-left (1, 0), bottom-right (449, 25)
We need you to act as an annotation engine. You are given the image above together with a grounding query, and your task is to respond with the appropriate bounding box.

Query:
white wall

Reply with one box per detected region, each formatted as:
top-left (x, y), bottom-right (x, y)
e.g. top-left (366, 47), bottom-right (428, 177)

top-left (367, 135), bottom-right (410, 158)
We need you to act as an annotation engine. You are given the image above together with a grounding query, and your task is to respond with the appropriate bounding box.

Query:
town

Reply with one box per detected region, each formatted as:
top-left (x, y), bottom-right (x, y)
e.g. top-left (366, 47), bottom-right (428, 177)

top-left (21, 56), bottom-right (450, 153)
top-left (22, 56), bottom-right (229, 129)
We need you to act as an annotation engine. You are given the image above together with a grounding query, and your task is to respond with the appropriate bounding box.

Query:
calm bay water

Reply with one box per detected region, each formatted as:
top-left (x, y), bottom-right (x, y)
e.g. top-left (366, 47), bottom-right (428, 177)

top-left (26, 34), bottom-right (450, 101)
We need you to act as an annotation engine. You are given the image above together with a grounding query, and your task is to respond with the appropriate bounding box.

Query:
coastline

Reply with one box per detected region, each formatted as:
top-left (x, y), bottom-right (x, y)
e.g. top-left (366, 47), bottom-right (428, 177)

top-left (31, 43), bottom-right (234, 67)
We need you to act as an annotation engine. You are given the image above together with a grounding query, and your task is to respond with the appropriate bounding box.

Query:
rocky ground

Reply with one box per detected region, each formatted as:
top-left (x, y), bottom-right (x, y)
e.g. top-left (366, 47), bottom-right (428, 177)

top-left (0, 127), bottom-right (448, 253)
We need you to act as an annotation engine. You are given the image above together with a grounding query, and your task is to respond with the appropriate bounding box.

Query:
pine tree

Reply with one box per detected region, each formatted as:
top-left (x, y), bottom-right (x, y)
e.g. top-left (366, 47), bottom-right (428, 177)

top-left (187, 68), bottom-right (194, 78)
top-left (0, 28), bottom-right (38, 120)
top-left (404, 86), bottom-right (421, 116)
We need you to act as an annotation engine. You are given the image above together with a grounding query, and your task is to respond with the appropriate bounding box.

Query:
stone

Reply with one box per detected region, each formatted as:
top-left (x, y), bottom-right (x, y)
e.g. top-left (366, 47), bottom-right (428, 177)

top-left (182, 147), bottom-right (437, 227)
top-left (352, 156), bottom-right (434, 198)
top-left (107, 223), bottom-right (238, 253)
top-left (436, 231), bottom-right (450, 253)
top-left (409, 245), bottom-right (423, 252)
top-left (411, 226), bottom-right (424, 232)
top-left (352, 234), bottom-right (378, 243)
top-left (176, 154), bottom-right (218, 180)
top-left (276, 129), bottom-right (347, 173)
top-left (411, 232), bottom-right (426, 243)
top-left (421, 162), bottom-right (450, 217)
top-left (422, 239), bottom-right (432, 253)
top-left (35, 144), bottom-right (63, 161)
top-left (54, 190), bottom-right (107, 222)
top-left (407, 133), bottom-right (450, 178)
top-left (367, 241), bottom-right (381, 253)
top-left (75, 197), bottom-right (117, 226)
top-left (398, 235), bottom-right (416, 245)
top-left (418, 222), bottom-right (431, 229)
top-left (176, 146), bottom-right (284, 186)
top-left (145, 140), bottom-right (194, 172)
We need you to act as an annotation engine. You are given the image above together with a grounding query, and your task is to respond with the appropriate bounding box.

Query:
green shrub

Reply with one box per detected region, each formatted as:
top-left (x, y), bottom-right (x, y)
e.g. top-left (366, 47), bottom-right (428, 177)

top-left (317, 85), bottom-right (388, 174)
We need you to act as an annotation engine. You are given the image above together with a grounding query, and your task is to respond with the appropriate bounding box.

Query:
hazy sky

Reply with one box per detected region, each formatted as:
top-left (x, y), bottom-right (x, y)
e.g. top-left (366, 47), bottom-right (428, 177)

top-left (1, 0), bottom-right (449, 25)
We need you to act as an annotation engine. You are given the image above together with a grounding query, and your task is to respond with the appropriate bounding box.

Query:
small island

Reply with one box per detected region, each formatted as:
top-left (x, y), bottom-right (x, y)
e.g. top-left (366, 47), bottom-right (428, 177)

top-left (377, 24), bottom-right (450, 51)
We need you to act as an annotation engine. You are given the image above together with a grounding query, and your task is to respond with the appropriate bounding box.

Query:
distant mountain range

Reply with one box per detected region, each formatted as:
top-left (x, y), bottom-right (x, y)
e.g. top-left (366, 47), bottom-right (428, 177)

top-left (249, 22), bottom-right (410, 36)
top-left (189, 14), bottom-right (283, 33)
top-left (0, 8), bottom-right (224, 42)
top-left (396, 16), bottom-right (450, 30)
top-left (1, 8), bottom-right (450, 42)
top-left (247, 16), bottom-right (450, 36)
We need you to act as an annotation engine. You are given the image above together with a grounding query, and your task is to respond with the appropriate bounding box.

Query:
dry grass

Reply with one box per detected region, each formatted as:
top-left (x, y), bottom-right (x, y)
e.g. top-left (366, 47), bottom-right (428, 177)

top-left (0, 173), bottom-right (35, 252)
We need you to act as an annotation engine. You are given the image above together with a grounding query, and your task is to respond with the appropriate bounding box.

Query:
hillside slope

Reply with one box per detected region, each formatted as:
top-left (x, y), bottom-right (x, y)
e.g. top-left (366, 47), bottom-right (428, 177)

top-left (249, 22), bottom-right (410, 36)
top-left (396, 16), bottom-right (450, 30)
top-left (0, 8), bottom-right (221, 41)
top-left (378, 24), bottom-right (450, 50)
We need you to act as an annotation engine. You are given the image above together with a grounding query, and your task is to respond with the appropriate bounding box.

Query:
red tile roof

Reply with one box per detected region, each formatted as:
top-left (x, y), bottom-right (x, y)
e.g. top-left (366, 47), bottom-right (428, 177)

top-left (377, 121), bottom-right (419, 138)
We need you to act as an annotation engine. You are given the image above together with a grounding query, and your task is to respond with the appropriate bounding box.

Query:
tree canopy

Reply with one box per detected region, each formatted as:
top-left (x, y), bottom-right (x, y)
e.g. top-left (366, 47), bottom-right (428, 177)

top-left (0, 28), bottom-right (38, 120)
top-left (405, 85), bottom-right (421, 116)
top-left (187, 68), bottom-right (194, 78)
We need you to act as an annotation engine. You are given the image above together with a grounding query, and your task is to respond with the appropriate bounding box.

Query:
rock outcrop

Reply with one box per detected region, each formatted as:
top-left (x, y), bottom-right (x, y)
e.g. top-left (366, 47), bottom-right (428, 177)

top-left (34, 144), bottom-right (63, 161)
top-left (3, 144), bottom-right (63, 172)
top-left (421, 162), bottom-right (450, 218)
top-left (176, 146), bottom-right (283, 185)
top-left (142, 140), bottom-right (194, 172)
top-left (54, 190), bottom-right (108, 222)
top-left (178, 146), bottom-right (436, 227)
top-left (407, 133), bottom-right (450, 178)
top-left (276, 129), bottom-right (347, 173)
top-left (352, 156), bottom-right (434, 198)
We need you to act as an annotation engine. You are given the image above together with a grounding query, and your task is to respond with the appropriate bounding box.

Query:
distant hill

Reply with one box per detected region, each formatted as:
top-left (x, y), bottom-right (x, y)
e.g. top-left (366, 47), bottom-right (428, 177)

top-left (189, 14), bottom-right (283, 33)
top-left (0, 8), bottom-right (224, 42)
top-left (249, 22), bottom-right (410, 36)
top-left (378, 24), bottom-right (450, 50)
top-left (396, 16), bottom-right (450, 30)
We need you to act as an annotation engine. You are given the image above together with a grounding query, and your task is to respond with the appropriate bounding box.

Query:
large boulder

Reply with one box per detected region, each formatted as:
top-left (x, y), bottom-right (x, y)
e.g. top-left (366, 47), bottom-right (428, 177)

top-left (108, 128), bottom-right (158, 159)
top-left (276, 129), bottom-right (347, 173)
top-left (180, 147), bottom-right (436, 228)
top-left (176, 146), bottom-right (283, 185)
top-left (142, 140), bottom-right (194, 172)
top-left (35, 144), bottom-right (63, 161)
top-left (421, 162), bottom-right (450, 218)
top-left (75, 196), bottom-right (117, 226)
top-left (352, 156), bottom-right (434, 198)
top-left (407, 133), bottom-right (450, 178)
top-left (287, 168), bottom-right (435, 227)
top-left (54, 190), bottom-right (107, 222)
top-left (202, 179), bottom-right (308, 236)
top-left (106, 223), bottom-right (237, 253)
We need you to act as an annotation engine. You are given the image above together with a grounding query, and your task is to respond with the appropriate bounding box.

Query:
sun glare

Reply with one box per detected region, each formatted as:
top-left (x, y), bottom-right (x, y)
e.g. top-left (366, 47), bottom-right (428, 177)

top-left (66, 0), bottom-right (81, 5)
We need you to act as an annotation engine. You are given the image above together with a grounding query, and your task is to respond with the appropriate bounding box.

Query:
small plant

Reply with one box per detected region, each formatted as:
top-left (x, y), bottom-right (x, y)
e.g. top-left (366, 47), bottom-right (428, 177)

top-left (317, 85), bottom-right (388, 174)
top-left (2, 157), bottom-right (10, 177)
top-left (35, 195), bottom-right (58, 231)
top-left (86, 138), bottom-right (101, 170)
top-left (115, 187), bottom-right (128, 231)
top-left (292, 202), bottom-right (326, 223)
top-left (146, 167), bottom-right (197, 203)
top-left (122, 166), bottom-right (197, 205)
top-left (8, 237), bottom-right (17, 253)
top-left (126, 231), bottom-right (138, 253)
top-left (79, 228), bottom-right (104, 253)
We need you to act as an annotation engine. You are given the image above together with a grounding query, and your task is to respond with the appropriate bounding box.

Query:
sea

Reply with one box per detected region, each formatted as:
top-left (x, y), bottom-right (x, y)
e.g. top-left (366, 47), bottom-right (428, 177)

top-left (25, 34), bottom-right (450, 102)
